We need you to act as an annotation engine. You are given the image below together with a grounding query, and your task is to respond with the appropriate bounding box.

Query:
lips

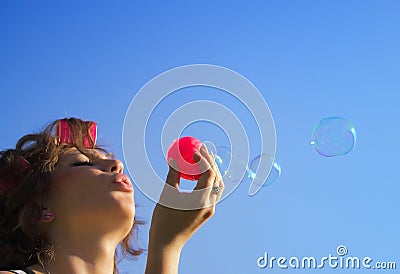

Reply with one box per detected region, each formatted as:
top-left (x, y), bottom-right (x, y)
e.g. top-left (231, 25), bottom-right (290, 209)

top-left (112, 174), bottom-right (134, 192)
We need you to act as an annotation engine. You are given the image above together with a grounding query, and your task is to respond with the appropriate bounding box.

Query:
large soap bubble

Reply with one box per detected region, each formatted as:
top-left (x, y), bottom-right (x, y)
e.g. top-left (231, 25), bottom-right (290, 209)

top-left (248, 154), bottom-right (281, 187)
top-left (213, 146), bottom-right (248, 184)
top-left (311, 117), bottom-right (356, 157)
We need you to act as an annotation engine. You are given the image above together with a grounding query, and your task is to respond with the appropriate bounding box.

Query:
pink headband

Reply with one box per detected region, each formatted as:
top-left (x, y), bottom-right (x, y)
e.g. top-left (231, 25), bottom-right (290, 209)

top-left (55, 120), bottom-right (97, 148)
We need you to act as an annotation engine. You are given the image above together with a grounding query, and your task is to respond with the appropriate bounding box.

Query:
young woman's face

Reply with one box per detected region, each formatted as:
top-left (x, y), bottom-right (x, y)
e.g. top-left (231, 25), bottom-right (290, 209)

top-left (46, 147), bottom-right (135, 236)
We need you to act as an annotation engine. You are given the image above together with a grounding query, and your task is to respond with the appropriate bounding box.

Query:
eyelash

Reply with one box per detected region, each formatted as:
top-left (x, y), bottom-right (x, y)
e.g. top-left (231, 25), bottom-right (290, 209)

top-left (73, 161), bottom-right (94, 167)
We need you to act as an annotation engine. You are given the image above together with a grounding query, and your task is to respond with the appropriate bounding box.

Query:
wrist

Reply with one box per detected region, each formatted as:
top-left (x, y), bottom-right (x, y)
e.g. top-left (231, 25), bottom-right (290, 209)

top-left (148, 225), bottom-right (186, 251)
top-left (148, 231), bottom-right (184, 254)
top-left (145, 237), bottom-right (183, 274)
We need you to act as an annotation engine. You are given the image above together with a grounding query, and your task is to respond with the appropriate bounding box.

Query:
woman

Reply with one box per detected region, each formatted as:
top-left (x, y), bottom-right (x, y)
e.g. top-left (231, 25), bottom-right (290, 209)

top-left (0, 118), bottom-right (224, 274)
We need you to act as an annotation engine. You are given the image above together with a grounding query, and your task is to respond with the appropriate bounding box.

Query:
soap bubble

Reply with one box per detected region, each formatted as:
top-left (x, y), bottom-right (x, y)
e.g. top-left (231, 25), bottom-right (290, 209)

top-left (311, 117), bottom-right (356, 157)
top-left (214, 146), bottom-right (248, 184)
top-left (248, 154), bottom-right (281, 187)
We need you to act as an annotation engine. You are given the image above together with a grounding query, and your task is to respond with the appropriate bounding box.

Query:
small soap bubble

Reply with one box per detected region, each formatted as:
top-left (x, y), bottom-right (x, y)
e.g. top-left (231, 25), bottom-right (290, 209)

top-left (214, 146), bottom-right (248, 184)
top-left (248, 154), bottom-right (281, 187)
top-left (311, 117), bottom-right (356, 157)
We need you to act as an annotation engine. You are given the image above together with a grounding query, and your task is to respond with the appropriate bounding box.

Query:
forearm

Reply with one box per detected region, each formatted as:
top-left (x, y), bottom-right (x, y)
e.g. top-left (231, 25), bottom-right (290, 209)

top-left (145, 238), bottom-right (183, 274)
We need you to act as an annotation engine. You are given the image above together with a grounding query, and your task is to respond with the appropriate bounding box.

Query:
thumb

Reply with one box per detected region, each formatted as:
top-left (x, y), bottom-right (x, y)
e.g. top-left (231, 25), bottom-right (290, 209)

top-left (165, 159), bottom-right (180, 188)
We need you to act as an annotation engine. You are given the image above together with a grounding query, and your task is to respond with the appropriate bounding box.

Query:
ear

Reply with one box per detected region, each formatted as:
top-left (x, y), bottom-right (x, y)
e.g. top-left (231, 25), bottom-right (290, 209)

top-left (40, 207), bottom-right (55, 222)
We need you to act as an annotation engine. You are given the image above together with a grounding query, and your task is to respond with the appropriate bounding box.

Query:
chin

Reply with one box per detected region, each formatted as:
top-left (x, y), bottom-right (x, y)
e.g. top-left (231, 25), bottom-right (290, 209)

top-left (117, 204), bottom-right (136, 238)
top-left (110, 192), bottom-right (135, 220)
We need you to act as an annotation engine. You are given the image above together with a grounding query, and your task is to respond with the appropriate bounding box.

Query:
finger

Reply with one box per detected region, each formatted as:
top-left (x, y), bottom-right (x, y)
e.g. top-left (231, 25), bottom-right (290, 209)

top-left (210, 167), bottom-right (224, 194)
top-left (214, 179), bottom-right (225, 202)
top-left (209, 151), bottom-right (222, 181)
top-left (199, 144), bottom-right (215, 167)
top-left (203, 151), bottom-right (223, 199)
top-left (200, 145), bottom-right (220, 182)
top-left (193, 150), bottom-right (212, 175)
top-left (193, 154), bottom-right (216, 191)
top-left (201, 147), bottom-right (223, 185)
top-left (165, 161), bottom-right (180, 189)
top-left (209, 158), bottom-right (224, 203)
top-left (219, 177), bottom-right (225, 193)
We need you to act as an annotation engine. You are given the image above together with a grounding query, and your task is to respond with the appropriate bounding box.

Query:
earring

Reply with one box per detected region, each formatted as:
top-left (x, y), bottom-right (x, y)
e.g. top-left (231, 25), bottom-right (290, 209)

top-left (41, 209), bottom-right (55, 222)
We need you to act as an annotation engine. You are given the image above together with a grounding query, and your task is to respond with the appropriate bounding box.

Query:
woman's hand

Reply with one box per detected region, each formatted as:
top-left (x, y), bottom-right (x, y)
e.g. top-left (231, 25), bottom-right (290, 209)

top-left (145, 145), bottom-right (224, 274)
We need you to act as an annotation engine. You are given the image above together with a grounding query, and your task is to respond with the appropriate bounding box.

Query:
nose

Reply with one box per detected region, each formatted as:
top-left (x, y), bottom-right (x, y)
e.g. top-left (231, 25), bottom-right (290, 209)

top-left (102, 159), bottom-right (124, 173)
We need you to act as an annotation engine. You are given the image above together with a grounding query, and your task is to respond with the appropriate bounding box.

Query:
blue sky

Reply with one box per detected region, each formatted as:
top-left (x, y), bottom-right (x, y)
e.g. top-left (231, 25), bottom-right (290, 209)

top-left (1, 1), bottom-right (399, 273)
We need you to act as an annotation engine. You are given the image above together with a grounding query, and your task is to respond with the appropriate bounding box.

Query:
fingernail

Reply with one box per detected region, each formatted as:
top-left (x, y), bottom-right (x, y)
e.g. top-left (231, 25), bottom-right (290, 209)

top-left (193, 150), bottom-right (201, 161)
top-left (210, 151), bottom-right (215, 159)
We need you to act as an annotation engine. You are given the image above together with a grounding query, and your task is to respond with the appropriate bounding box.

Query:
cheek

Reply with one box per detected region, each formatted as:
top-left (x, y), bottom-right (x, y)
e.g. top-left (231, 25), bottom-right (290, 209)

top-left (48, 169), bottom-right (135, 224)
top-left (49, 170), bottom-right (104, 213)
top-left (52, 169), bottom-right (91, 192)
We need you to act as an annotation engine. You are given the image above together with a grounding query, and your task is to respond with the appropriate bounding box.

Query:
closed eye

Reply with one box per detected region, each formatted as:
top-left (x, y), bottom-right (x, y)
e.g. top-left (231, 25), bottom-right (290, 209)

top-left (72, 161), bottom-right (94, 167)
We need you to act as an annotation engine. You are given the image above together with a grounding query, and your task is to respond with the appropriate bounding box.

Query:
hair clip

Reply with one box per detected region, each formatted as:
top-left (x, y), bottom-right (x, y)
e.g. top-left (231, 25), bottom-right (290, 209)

top-left (0, 156), bottom-right (32, 195)
top-left (19, 156), bottom-right (32, 171)
top-left (55, 119), bottom-right (97, 148)
top-left (0, 177), bottom-right (14, 194)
